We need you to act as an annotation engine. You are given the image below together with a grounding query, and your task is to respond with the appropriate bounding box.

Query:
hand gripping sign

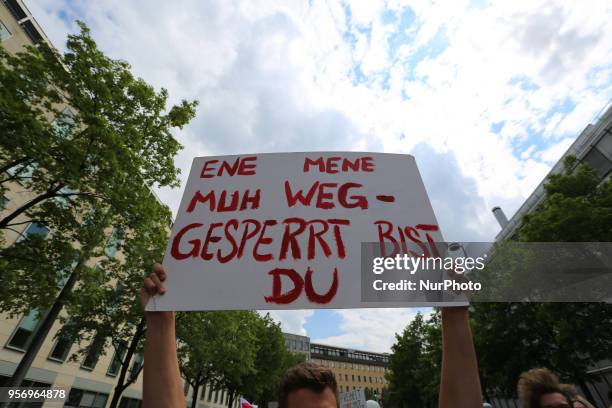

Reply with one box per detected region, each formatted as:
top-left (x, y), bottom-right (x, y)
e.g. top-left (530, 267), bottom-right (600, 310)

top-left (147, 152), bottom-right (456, 311)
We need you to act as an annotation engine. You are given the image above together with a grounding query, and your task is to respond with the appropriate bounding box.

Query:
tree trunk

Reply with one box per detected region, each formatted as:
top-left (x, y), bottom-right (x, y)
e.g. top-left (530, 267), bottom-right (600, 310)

top-left (0, 183), bottom-right (63, 230)
top-left (227, 389), bottom-right (235, 408)
top-left (108, 318), bottom-right (146, 408)
top-left (190, 383), bottom-right (200, 408)
top-left (0, 263), bottom-right (80, 408)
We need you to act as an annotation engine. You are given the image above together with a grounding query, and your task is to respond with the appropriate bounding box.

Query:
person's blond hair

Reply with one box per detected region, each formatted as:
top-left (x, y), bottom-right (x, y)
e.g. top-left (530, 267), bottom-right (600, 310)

top-left (560, 383), bottom-right (595, 408)
top-left (517, 368), bottom-right (569, 408)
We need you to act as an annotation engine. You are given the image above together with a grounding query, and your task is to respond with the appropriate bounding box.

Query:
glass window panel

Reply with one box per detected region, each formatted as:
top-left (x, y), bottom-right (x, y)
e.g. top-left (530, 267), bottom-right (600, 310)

top-left (17, 222), bottom-right (49, 242)
top-left (0, 19), bottom-right (11, 41)
top-left (49, 336), bottom-right (73, 361)
top-left (7, 309), bottom-right (42, 350)
top-left (92, 394), bottom-right (108, 408)
top-left (64, 388), bottom-right (84, 407)
top-left (107, 345), bottom-right (126, 376)
top-left (81, 335), bottom-right (105, 370)
top-left (80, 392), bottom-right (95, 406)
top-left (129, 352), bottom-right (143, 380)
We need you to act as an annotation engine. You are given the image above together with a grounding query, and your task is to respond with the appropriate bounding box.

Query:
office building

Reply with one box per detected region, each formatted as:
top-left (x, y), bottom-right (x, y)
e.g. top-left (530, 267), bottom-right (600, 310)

top-left (309, 343), bottom-right (389, 396)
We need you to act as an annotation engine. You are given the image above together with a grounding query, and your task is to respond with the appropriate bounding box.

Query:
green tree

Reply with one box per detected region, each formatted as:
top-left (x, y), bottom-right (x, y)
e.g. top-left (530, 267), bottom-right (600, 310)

top-left (385, 312), bottom-right (441, 408)
top-left (176, 311), bottom-right (261, 408)
top-left (58, 199), bottom-right (172, 408)
top-left (0, 21), bottom-right (196, 233)
top-left (0, 21), bottom-right (196, 395)
top-left (241, 314), bottom-right (305, 407)
top-left (213, 311), bottom-right (260, 407)
top-left (0, 20), bottom-right (196, 310)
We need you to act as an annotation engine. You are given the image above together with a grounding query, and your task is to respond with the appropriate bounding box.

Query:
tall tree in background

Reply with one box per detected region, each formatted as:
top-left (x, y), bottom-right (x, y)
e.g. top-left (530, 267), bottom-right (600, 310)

top-left (175, 311), bottom-right (258, 408)
top-left (0, 20), bottom-right (196, 311)
top-left (0, 20), bottom-right (196, 233)
top-left (385, 312), bottom-right (441, 408)
top-left (471, 157), bottom-right (612, 403)
top-left (0, 20), bottom-right (197, 395)
top-left (241, 314), bottom-right (305, 408)
top-left (212, 311), bottom-right (260, 407)
top-left (59, 199), bottom-right (172, 408)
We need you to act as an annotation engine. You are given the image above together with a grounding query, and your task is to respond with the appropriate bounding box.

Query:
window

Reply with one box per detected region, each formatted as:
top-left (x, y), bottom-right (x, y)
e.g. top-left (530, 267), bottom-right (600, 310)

top-left (107, 345), bottom-right (127, 376)
top-left (16, 222), bottom-right (49, 242)
top-left (118, 397), bottom-right (142, 408)
top-left (6, 161), bottom-right (38, 185)
top-left (48, 333), bottom-right (73, 362)
top-left (4, 0), bottom-right (27, 20)
top-left (200, 384), bottom-right (206, 400)
top-left (53, 186), bottom-right (79, 208)
top-left (6, 309), bottom-right (43, 350)
top-left (104, 229), bottom-right (121, 258)
top-left (51, 107), bottom-right (76, 138)
top-left (81, 335), bottom-right (105, 370)
top-left (207, 385), bottom-right (213, 402)
top-left (183, 379), bottom-right (190, 396)
top-left (0, 195), bottom-right (8, 209)
top-left (214, 389), bottom-right (219, 404)
top-left (0, 18), bottom-right (11, 41)
top-left (583, 146), bottom-right (612, 178)
top-left (64, 388), bottom-right (108, 408)
top-left (129, 352), bottom-right (143, 380)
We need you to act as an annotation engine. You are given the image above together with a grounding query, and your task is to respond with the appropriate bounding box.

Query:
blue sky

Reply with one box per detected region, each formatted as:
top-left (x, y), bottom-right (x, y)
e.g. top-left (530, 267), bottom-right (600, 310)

top-left (28, 0), bottom-right (612, 352)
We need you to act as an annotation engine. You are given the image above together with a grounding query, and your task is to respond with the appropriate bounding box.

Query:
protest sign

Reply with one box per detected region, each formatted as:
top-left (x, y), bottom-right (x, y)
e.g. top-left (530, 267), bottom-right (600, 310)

top-left (339, 388), bottom-right (367, 408)
top-left (148, 152), bottom-right (449, 311)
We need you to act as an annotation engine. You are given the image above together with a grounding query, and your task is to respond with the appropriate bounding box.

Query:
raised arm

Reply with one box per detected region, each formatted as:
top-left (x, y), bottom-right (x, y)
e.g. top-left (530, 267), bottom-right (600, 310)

top-left (141, 263), bottom-right (184, 408)
top-left (439, 307), bottom-right (482, 408)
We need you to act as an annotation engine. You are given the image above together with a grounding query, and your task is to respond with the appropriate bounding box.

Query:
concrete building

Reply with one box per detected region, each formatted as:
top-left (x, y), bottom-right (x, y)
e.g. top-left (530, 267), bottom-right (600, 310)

top-left (281, 332), bottom-right (389, 397)
top-left (309, 343), bottom-right (389, 397)
top-left (0, 2), bottom-right (236, 407)
top-left (491, 100), bottom-right (612, 407)
top-left (282, 333), bottom-right (310, 360)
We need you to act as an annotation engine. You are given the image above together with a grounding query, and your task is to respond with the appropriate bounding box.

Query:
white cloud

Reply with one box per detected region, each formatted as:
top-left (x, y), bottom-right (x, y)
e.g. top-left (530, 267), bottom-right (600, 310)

top-left (265, 310), bottom-right (314, 335)
top-left (538, 137), bottom-right (575, 164)
top-left (313, 308), bottom-right (429, 353)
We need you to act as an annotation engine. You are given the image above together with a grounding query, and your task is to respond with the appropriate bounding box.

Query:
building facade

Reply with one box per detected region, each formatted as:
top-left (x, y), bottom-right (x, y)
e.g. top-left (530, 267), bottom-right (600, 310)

top-left (282, 332), bottom-right (390, 398)
top-left (309, 343), bottom-right (389, 397)
top-left (282, 333), bottom-right (310, 360)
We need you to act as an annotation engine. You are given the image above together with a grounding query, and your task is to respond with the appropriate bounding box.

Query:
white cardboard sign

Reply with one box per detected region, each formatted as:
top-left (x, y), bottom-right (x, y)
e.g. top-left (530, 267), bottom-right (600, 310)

top-left (148, 152), bottom-right (445, 311)
top-left (339, 389), bottom-right (367, 408)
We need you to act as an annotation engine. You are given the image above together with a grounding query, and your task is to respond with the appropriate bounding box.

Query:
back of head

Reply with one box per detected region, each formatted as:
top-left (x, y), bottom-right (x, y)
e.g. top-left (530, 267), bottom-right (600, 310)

top-left (279, 362), bottom-right (338, 408)
top-left (517, 368), bottom-right (569, 408)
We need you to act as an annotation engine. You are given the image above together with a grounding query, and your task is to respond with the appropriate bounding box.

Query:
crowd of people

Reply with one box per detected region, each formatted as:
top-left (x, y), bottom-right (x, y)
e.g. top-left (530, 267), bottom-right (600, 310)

top-left (140, 264), bottom-right (607, 408)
